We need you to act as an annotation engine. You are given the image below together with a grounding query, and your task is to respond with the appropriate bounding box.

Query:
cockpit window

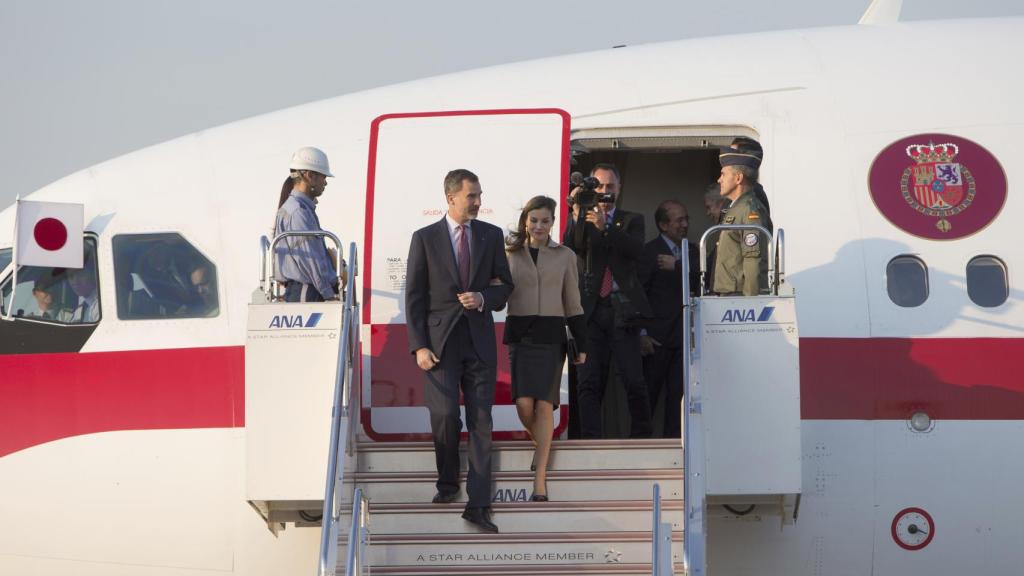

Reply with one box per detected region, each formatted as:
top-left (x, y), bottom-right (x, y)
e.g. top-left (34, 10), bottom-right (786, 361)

top-left (0, 248), bottom-right (11, 273)
top-left (0, 238), bottom-right (101, 323)
top-left (886, 255), bottom-right (928, 307)
top-left (966, 256), bottom-right (1008, 308)
top-left (112, 233), bottom-right (219, 320)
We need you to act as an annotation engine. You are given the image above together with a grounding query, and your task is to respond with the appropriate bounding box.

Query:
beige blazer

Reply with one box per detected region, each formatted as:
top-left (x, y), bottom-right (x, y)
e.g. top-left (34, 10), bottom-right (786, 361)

top-left (506, 239), bottom-right (584, 318)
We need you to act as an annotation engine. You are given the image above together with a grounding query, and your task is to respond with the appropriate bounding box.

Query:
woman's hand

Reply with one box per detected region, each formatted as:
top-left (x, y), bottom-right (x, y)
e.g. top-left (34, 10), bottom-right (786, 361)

top-left (574, 352), bottom-right (587, 365)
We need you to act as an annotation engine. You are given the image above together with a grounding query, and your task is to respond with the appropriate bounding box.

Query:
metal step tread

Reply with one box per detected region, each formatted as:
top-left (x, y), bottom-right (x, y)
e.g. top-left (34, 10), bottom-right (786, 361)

top-left (354, 530), bottom-right (683, 544)
top-left (340, 530), bottom-right (684, 571)
top-left (353, 468), bottom-right (683, 482)
top-left (359, 499), bottom-right (684, 534)
top-left (369, 499), bottom-right (684, 513)
top-left (363, 562), bottom-right (686, 575)
top-left (356, 438), bottom-right (682, 452)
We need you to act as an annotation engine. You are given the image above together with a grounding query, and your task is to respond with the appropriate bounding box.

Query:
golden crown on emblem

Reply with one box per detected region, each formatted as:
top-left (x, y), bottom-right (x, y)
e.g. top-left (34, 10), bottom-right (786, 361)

top-left (905, 142), bottom-right (959, 164)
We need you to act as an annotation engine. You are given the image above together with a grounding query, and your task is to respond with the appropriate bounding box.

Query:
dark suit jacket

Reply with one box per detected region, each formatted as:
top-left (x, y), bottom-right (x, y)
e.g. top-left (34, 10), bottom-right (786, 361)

top-left (405, 218), bottom-right (514, 366)
top-left (639, 236), bottom-right (700, 349)
top-left (562, 208), bottom-right (652, 322)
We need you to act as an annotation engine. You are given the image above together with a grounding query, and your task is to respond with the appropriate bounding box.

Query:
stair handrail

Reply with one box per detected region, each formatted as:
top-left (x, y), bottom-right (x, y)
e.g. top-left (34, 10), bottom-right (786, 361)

top-left (774, 227), bottom-right (786, 293)
top-left (266, 231), bottom-right (345, 301)
top-left (683, 234), bottom-right (706, 576)
top-left (344, 488), bottom-right (369, 576)
top-left (697, 224), bottom-right (774, 296)
top-left (651, 483), bottom-right (674, 576)
top-left (317, 242), bottom-right (362, 576)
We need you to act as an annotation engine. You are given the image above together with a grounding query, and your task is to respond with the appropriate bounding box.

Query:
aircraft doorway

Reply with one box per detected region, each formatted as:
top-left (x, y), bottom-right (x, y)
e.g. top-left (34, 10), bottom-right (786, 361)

top-left (568, 127), bottom-right (758, 438)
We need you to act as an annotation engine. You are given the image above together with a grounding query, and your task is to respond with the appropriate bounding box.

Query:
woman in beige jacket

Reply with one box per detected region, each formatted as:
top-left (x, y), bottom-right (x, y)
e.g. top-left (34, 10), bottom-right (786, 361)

top-left (505, 196), bottom-right (587, 501)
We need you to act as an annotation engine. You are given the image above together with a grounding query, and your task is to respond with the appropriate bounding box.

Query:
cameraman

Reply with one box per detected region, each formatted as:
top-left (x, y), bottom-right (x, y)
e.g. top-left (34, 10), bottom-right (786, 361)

top-left (562, 163), bottom-right (653, 439)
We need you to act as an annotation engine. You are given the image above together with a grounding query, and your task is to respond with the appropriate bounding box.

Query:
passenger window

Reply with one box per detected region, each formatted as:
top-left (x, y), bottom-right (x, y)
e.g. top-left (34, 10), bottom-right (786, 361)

top-left (966, 256), bottom-right (1008, 308)
top-left (112, 233), bottom-right (219, 319)
top-left (0, 238), bottom-right (101, 323)
top-left (886, 255), bottom-right (928, 307)
top-left (0, 248), bottom-right (11, 273)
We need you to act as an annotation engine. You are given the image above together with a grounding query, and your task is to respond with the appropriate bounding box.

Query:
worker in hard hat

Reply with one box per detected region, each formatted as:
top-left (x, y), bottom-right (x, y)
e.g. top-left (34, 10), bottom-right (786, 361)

top-left (273, 146), bottom-right (341, 302)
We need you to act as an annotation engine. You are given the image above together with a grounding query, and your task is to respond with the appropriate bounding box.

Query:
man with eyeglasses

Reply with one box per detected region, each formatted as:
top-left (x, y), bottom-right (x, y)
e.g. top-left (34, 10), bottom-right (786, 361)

top-left (563, 163), bottom-right (653, 439)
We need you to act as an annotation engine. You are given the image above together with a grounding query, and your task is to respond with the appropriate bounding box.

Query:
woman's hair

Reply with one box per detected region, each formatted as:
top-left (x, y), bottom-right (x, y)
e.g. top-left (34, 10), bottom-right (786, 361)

top-left (277, 172), bottom-right (298, 208)
top-left (506, 195), bottom-right (557, 251)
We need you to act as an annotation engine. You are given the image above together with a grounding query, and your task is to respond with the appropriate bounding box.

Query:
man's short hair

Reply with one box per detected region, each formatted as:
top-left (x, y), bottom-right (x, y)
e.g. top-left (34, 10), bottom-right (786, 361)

top-left (654, 200), bottom-right (685, 225)
top-left (444, 169), bottom-right (479, 197)
top-left (590, 162), bottom-right (620, 181)
top-left (731, 165), bottom-right (759, 187)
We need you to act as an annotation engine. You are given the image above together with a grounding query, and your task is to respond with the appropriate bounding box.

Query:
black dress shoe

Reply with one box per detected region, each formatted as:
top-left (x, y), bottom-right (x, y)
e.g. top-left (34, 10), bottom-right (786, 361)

top-left (530, 492), bottom-right (548, 502)
top-left (462, 507), bottom-right (499, 533)
top-left (432, 491), bottom-right (458, 504)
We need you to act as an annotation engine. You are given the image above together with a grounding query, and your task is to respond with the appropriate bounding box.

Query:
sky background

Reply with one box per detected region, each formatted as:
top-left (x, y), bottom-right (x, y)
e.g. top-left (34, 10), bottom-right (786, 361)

top-left (1, 0), bottom-right (1020, 208)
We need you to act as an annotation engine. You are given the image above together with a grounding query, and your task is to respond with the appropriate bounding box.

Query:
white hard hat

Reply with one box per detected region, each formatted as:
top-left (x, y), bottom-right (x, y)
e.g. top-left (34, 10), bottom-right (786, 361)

top-left (289, 146), bottom-right (333, 177)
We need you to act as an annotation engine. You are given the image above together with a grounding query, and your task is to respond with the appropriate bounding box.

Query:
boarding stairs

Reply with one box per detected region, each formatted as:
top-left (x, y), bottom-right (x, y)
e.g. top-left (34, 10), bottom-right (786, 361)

top-left (244, 225), bottom-right (801, 576)
top-left (342, 438), bottom-right (684, 575)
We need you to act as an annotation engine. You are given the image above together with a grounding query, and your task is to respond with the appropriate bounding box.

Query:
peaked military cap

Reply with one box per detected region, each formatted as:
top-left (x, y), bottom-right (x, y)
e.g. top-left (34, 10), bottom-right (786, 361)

top-left (719, 147), bottom-right (762, 169)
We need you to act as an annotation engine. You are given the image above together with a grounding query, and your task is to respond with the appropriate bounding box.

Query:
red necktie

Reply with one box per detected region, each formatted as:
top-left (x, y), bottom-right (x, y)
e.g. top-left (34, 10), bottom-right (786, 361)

top-left (457, 224), bottom-right (471, 291)
top-left (599, 214), bottom-right (613, 297)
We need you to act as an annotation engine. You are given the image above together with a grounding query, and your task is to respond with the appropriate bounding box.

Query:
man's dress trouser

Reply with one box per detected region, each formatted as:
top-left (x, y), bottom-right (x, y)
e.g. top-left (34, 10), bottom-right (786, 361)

top-left (424, 316), bottom-right (494, 508)
top-left (576, 298), bottom-right (652, 438)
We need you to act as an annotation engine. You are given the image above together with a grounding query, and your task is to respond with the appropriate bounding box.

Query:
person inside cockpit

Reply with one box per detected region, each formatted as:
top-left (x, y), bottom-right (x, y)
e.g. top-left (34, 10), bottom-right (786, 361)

top-left (31, 279), bottom-right (73, 322)
top-left (67, 263), bottom-right (100, 322)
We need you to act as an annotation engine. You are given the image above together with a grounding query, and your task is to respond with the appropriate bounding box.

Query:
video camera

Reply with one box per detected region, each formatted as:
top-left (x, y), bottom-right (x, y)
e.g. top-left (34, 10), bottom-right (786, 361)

top-left (567, 172), bottom-right (614, 212)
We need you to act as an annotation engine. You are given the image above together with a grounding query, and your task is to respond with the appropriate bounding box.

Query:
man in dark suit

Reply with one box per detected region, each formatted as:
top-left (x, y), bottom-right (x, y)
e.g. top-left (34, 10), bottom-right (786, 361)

top-left (562, 163), bottom-right (653, 439)
top-left (405, 169), bottom-right (513, 533)
top-left (640, 200), bottom-right (699, 438)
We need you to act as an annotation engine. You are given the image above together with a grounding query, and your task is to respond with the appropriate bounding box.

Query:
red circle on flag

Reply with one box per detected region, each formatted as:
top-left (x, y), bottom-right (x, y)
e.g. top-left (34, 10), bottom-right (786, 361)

top-left (34, 218), bottom-right (68, 251)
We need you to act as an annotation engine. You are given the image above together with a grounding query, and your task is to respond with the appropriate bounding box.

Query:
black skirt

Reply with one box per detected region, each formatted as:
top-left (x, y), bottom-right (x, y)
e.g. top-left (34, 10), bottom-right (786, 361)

top-left (509, 341), bottom-right (566, 407)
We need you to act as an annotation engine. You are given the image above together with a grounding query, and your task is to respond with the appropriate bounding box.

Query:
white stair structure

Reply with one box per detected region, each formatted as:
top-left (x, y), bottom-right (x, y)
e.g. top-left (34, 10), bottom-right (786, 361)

top-left (244, 226), bottom-right (802, 576)
top-left (341, 439), bottom-right (685, 576)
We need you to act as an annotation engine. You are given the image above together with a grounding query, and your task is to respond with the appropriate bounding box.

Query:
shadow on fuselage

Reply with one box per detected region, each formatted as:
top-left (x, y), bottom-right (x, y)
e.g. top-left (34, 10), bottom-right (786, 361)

top-left (788, 238), bottom-right (1024, 421)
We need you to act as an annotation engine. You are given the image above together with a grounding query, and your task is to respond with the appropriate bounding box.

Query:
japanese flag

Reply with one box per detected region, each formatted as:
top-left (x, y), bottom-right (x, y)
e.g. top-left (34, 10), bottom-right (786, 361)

top-left (15, 200), bottom-right (84, 268)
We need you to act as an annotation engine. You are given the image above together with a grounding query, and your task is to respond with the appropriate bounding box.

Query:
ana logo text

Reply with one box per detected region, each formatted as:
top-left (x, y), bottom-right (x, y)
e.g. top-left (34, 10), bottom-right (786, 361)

top-left (269, 312), bottom-right (323, 329)
top-left (492, 488), bottom-right (528, 503)
top-left (721, 306), bottom-right (774, 323)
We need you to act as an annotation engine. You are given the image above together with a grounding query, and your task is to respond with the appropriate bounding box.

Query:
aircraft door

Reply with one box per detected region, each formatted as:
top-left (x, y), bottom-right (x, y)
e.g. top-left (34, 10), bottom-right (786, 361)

top-left (363, 108), bottom-right (570, 440)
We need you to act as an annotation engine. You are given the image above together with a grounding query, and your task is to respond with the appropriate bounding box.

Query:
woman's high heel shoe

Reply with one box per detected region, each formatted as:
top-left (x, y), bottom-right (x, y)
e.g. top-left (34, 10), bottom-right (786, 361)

top-left (530, 481), bottom-right (549, 502)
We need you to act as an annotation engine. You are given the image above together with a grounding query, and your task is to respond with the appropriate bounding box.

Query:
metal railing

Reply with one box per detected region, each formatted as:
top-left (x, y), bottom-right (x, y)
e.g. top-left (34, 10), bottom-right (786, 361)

top-left (697, 224), bottom-right (777, 296)
top-left (651, 483), bottom-right (674, 576)
top-left (317, 242), bottom-right (364, 576)
top-left (344, 488), bottom-right (370, 576)
top-left (682, 235), bottom-right (705, 576)
top-left (774, 228), bottom-right (786, 293)
top-left (260, 231), bottom-right (344, 299)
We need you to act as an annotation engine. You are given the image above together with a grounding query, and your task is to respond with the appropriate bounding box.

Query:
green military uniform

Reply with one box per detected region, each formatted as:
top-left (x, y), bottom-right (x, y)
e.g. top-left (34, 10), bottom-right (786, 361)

top-left (713, 190), bottom-right (772, 296)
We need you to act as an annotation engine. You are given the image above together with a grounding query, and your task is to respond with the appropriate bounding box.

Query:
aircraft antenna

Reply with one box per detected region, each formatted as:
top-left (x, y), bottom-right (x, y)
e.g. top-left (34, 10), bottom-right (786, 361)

top-left (859, 0), bottom-right (902, 24)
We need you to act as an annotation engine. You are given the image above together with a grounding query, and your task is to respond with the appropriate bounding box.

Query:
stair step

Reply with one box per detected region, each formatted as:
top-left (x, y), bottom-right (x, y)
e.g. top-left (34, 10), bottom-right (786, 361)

top-left (363, 562), bottom-right (686, 575)
top-left (357, 439), bottom-right (682, 474)
top-left (340, 531), bottom-right (683, 570)
top-left (353, 469), bottom-right (683, 504)
top-left (364, 500), bottom-right (684, 534)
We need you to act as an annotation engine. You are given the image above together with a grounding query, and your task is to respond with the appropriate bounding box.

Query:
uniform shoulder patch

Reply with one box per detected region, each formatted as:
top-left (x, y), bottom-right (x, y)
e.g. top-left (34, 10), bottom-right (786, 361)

top-left (743, 232), bottom-right (758, 247)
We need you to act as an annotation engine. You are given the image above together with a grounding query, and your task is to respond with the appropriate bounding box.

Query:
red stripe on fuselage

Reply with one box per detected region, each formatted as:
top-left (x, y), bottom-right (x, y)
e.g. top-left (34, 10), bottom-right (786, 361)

top-left (0, 346), bottom-right (244, 457)
top-left (2, 337), bottom-right (1022, 457)
top-left (801, 337), bottom-right (1024, 420)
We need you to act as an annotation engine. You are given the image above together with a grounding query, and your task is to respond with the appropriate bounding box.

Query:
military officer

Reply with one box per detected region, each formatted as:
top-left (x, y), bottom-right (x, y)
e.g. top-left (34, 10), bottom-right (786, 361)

top-left (713, 148), bottom-right (773, 296)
